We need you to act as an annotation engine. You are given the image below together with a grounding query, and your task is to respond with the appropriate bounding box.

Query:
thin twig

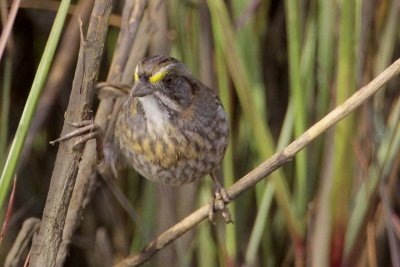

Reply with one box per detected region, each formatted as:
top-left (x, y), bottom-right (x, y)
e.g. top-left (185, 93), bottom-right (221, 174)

top-left (115, 58), bottom-right (400, 266)
top-left (0, 0), bottom-right (21, 62)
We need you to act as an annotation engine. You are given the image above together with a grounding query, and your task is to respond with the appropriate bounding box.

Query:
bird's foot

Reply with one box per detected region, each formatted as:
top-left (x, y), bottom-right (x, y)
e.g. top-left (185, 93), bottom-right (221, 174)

top-left (209, 173), bottom-right (233, 224)
top-left (50, 120), bottom-right (103, 162)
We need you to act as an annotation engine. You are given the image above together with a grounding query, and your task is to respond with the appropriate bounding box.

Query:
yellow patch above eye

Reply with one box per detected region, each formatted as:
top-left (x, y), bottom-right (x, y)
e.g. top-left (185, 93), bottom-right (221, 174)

top-left (149, 70), bottom-right (168, 84)
top-left (134, 72), bottom-right (139, 82)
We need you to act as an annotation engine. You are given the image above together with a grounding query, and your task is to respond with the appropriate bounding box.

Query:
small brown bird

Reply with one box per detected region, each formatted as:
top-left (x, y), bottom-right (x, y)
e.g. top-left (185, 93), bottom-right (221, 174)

top-left (115, 55), bottom-right (229, 185)
top-left (52, 55), bottom-right (231, 221)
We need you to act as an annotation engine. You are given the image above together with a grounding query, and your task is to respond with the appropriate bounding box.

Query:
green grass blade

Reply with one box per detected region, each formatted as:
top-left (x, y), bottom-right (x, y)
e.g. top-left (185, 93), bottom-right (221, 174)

top-left (0, 0), bottom-right (71, 209)
top-left (284, 0), bottom-right (308, 217)
top-left (316, 0), bottom-right (335, 118)
top-left (330, 0), bottom-right (356, 262)
top-left (216, 42), bottom-right (237, 259)
top-left (245, 183), bottom-right (275, 265)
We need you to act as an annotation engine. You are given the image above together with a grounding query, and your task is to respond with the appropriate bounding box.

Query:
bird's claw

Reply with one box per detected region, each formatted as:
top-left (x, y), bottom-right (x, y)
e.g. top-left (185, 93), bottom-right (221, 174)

top-left (208, 179), bottom-right (233, 224)
top-left (50, 120), bottom-right (104, 162)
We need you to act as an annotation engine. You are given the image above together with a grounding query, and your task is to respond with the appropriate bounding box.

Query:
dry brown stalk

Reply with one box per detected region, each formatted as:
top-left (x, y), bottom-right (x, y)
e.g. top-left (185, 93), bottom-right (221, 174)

top-left (115, 58), bottom-right (400, 266)
top-left (56, 0), bottom-right (150, 265)
top-left (28, 0), bottom-right (113, 265)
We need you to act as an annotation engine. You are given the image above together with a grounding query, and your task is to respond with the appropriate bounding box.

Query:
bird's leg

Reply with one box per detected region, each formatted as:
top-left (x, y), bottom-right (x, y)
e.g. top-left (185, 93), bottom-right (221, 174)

top-left (209, 172), bottom-right (232, 224)
top-left (50, 120), bottom-right (104, 162)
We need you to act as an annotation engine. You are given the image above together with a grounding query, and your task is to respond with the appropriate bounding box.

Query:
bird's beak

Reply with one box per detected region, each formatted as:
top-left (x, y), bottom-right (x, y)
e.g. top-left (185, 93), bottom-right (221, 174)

top-left (131, 81), bottom-right (156, 97)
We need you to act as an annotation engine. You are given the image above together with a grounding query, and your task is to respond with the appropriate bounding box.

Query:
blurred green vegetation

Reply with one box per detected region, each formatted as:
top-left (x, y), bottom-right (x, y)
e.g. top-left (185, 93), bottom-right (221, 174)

top-left (0, 0), bottom-right (399, 266)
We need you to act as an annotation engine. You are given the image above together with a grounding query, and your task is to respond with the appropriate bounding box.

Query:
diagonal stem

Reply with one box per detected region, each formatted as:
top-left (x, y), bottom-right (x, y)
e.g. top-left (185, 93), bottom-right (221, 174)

top-left (115, 58), bottom-right (400, 267)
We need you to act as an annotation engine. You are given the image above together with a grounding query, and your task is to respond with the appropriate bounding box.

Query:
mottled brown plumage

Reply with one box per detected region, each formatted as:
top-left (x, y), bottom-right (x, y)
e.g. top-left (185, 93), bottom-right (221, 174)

top-left (114, 55), bottom-right (229, 186)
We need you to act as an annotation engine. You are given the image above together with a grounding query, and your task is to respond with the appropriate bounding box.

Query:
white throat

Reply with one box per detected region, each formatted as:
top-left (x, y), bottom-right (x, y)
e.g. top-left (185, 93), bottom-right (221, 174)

top-left (138, 95), bottom-right (169, 132)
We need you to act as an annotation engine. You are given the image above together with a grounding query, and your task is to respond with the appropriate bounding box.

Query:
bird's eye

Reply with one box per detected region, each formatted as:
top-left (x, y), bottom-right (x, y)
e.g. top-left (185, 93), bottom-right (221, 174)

top-left (164, 76), bottom-right (173, 85)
